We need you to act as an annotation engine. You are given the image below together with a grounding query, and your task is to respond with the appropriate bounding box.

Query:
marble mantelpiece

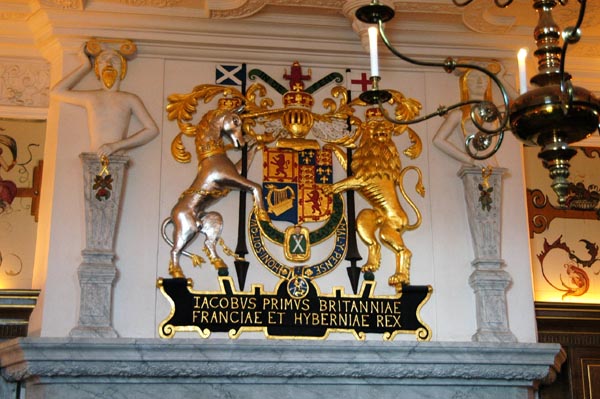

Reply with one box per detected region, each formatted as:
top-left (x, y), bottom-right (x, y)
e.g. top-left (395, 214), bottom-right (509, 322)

top-left (0, 338), bottom-right (564, 399)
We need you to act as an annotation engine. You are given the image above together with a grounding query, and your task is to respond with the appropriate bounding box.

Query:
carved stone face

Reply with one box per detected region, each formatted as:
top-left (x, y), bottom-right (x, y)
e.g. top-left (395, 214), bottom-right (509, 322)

top-left (465, 70), bottom-right (487, 97)
top-left (95, 50), bottom-right (125, 90)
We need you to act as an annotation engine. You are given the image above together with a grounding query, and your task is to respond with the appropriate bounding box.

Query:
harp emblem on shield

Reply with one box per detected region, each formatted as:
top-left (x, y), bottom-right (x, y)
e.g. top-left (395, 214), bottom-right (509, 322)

top-left (265, 185), bottom-right (295, 216)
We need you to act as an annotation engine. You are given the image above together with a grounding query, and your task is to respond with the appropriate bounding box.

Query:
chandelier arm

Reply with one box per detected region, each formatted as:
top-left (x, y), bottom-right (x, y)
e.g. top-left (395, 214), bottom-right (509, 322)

top-left (558, 0), bottom-right (586, 76)
top-left (452, 0), bottom-right (475, 6)
top-left (377, 20), bottom-right (443, 69)
top-left (574, 0), bottom-right (586, 27)
top-left (452, 0), bottom-right (513, 8)
top-left (377, 20), bottom-right (511, 132)
top-left (376, 99), bottom-right (481, 126)
top-left (465, 130), bottom-right (504, 160)
top-left (469, 103), bottom-right (505, 135)
top-left (559, 0), bottom-right (586, 110)
top-left (495, 0), bottom-right (514, 7)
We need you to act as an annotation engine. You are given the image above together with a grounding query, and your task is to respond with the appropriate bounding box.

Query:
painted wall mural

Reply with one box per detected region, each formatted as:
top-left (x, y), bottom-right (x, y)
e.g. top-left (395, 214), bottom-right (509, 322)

top-left (0, 118), bottom-right (45, 289)
top-left (525, 145), bottom-right (600, 303)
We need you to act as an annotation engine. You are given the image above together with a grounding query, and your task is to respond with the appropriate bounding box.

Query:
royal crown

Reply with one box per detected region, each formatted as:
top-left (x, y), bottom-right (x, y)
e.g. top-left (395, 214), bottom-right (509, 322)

top-left (366, 107), bottom-right (384, 120)
top-left (218, 96), bottom-right (244, 110)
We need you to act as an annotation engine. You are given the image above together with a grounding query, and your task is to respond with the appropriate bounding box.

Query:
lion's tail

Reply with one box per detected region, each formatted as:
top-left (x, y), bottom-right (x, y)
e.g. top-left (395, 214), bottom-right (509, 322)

top-left (161, 218), bottom-right (205, 267)
top-left (398, 165), bottom-right (425, 231)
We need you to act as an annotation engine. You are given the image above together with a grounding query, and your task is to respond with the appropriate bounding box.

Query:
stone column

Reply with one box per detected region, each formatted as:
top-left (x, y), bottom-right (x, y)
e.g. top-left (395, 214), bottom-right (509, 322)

top-left (458, 165), bottom-right (516, 343)
top-left (70, 153), bottom-right (129, 338)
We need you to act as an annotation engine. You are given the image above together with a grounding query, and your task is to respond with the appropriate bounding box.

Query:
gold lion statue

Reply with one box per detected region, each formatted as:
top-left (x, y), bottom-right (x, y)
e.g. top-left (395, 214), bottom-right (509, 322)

top-left (326, 95), bottom-right (424, 292)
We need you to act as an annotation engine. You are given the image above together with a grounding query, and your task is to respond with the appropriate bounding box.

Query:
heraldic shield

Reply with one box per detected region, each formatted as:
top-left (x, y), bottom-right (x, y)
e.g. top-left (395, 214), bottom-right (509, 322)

top-left (263, 147), bottom-right (333, 224)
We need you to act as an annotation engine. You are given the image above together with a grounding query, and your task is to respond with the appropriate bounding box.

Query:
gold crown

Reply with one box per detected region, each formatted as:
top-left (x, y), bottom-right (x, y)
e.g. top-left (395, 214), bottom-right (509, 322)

top-left (218, 96), bottom-right (244, 110)
top-left (366, 107), bottom-right (384, 120)
top-left (283, 91), bottom-right (314, 109)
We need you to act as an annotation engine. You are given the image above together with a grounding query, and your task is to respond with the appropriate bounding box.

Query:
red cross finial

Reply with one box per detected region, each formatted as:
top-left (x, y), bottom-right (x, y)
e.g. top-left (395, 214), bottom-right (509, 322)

top-left (283, 61), bottom-right (311, 91)
top-left (351, 72), bottom-right (371, 92)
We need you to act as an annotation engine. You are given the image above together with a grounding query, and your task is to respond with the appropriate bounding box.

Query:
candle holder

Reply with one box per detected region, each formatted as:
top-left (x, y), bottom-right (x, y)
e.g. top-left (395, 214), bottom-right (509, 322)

top-left (355, 0), bottom-right (394, 24)
top-left (359, 76), bottom-right (391, 105)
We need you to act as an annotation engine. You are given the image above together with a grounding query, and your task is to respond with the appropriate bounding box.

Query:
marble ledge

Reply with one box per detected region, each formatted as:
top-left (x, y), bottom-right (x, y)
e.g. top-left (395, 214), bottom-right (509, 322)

top-left (0, 338), bottom-right (565, 386)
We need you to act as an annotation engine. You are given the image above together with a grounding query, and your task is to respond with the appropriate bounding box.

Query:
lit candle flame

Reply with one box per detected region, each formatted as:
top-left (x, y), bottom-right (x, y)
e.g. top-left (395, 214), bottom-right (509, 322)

top-left (517, 48), bottom-right (528, 94)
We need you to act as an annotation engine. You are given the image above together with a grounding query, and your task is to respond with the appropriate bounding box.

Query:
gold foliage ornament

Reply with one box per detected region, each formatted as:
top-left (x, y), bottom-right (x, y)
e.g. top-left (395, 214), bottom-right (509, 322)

top-left (166, 84), bottom-right (246, 163)
top-left (167, 78), bottom-right (361, 160)
top-left (240, 82), bottom-right (360, 151)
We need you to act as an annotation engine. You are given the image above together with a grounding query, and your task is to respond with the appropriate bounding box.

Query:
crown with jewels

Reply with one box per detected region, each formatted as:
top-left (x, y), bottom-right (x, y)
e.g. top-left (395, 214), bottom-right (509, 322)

top-left (365, 107), bottom-right (384, 120)
top-left (218, 96), bottom-right (244, 110)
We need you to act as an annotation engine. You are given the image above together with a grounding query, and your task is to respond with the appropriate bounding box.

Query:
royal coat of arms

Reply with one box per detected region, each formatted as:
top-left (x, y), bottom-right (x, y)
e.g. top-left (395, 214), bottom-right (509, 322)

top-left (157, 62), bottom-right (431, 341)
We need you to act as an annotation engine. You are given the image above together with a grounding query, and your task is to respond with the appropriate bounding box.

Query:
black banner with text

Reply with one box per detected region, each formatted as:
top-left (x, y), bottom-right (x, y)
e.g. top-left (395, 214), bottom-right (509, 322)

top-left (158, 277), bottom-right (431, 340)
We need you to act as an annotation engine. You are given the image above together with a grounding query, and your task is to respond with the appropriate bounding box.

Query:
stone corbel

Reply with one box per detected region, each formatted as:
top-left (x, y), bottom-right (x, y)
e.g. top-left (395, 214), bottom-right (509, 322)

top-left (207, 0), bottom-right (276, 19)
top-left (342, 0), bottom-right (394, 38)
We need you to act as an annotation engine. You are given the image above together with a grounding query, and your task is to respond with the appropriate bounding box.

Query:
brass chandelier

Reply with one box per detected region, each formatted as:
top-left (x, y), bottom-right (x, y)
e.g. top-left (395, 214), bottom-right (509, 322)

top-left (356, 0), bottom-right (600, 207)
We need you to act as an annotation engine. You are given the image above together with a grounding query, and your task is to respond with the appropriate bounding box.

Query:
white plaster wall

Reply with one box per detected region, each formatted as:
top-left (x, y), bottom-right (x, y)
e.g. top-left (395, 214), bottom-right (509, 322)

top-left (25, 17), bottom-right (537, 342)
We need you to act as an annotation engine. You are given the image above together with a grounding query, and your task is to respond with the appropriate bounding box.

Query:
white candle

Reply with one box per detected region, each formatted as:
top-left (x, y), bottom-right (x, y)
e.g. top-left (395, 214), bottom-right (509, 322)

top-left (517, 48), bottom-right (528, 94)
top-left (368, 26), bottom-right (379, 77)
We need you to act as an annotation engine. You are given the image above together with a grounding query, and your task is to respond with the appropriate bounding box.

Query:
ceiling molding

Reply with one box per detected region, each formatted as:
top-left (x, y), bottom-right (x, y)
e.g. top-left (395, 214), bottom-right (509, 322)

top-left (0, 0), bottom-right (597, 79)
top-left (114, 0), bottom-right (187, 7)
top-left (209, 0), bottom-right (346, 19)
top-left (39, 0), bottom-right (86, 10)
top-left (462, 1), bottom-right (516, 34)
